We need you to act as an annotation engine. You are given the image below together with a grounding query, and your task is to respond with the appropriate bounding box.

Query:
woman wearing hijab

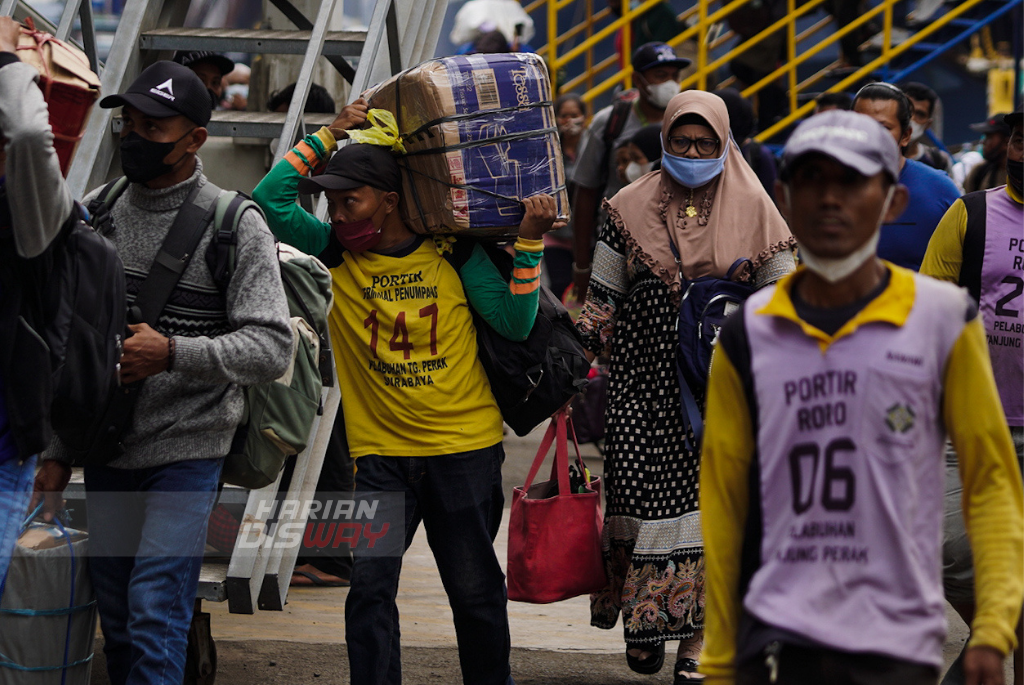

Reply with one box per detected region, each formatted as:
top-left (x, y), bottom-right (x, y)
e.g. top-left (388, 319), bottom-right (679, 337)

top-left (577, 91), bottom-right (795, 682)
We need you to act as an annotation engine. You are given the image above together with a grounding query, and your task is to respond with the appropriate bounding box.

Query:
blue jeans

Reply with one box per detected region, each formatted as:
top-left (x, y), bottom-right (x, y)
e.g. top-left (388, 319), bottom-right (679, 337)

top-left (84, 458), bottom-right (223, 685)
top-left (345, 444), bottom-right (513, 685)
top-left (0, 454), bottom-right (37, 587)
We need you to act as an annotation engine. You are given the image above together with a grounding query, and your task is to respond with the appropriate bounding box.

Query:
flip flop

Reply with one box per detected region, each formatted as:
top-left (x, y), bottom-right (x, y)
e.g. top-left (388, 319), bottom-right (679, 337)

top-left (674, 657), bottom-right (706, 682)
top-left (289, 569), bottom-right (350, 587)
top-left (626, 641), bottom-right (665, 674)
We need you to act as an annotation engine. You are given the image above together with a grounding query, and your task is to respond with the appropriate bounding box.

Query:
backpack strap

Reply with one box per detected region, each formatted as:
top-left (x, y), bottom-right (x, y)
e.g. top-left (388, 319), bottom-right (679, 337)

top-left (131, 181), bottom-right (222, 326)
top-left (958, 191), bottom-right (987, 305)
top-left (206, 191), bottom-right (261, 291)
top-left (438, 235), bottom-right (478, 273)
top-left (603, 95), bottom-right (635, 147)
top-left (86, 176), bottom-right (130, 237)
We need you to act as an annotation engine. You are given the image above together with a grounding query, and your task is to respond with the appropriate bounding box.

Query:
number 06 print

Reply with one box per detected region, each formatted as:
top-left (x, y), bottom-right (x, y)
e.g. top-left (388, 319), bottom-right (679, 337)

top-left (788, 438), bottom-right (857, 514)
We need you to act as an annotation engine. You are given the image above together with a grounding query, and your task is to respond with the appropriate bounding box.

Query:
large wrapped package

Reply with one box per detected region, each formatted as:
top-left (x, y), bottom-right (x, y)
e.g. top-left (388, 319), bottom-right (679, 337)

top-left (17, 19), bottom-right (101, 176)
top-left (0, 523), bottom-right (96, 685)
top-left (365, 52), bottom-right (568, 238)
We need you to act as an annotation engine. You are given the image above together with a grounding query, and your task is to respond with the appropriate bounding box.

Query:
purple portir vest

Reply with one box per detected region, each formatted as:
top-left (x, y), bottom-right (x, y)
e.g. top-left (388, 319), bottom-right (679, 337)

top-left (977, 187), bottom-right (1023, 426)
top-left (742, 273), bottom-right (971, 668)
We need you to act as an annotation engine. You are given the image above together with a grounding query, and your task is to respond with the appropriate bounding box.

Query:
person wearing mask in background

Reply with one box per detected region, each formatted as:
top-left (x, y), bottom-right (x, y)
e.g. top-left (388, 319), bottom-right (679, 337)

top-left (0, 16), bottom-right (76, 585)
top-left (900, 81), bottom-right (954, 176)
top-left (572, 42), bottom-right (691, 300)
top-left (853, 81), bottom-right (960, 272)
top-left (813, 91), bottom-right (853, 114)
top-left (614, 124), bottom-right (662, 186)
top-left (545, 92), bottom-right (587, 299)
top-left (921, 110), bottom-right (1024, 685)
top-left (38, 61), bottom-right (292, 685)
top-left (701, 107), bottom-right (1023, 685)
top-left (576, 90), bottom-right (794, 683)
top-left (173, 50), bottom-right (235, 108)
top-left (964, 114), bottom-right (1011, 193)
top-left (718, 87), bottom-right (778, 202)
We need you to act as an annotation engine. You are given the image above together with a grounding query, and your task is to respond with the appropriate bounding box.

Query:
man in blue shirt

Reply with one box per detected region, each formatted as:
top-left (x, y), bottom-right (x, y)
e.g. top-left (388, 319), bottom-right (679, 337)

top-left (853, 82), bottom-right (961, 272)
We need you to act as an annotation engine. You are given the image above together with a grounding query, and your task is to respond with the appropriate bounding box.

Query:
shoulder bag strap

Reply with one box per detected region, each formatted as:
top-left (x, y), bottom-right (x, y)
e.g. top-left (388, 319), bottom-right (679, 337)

top-left (958, 191), bottom-right (987, 305)
top-left (131, 181), bottom-right (221, 326)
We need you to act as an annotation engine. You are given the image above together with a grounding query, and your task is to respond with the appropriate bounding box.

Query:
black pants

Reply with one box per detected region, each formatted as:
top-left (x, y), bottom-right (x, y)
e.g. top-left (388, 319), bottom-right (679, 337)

top-left (737, 644), bottom-right (939, 685)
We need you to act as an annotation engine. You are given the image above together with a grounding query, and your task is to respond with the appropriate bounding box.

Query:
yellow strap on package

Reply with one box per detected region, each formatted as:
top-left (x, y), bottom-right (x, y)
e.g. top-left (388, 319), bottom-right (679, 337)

top-left (347, 109), bottom-right (407, 154)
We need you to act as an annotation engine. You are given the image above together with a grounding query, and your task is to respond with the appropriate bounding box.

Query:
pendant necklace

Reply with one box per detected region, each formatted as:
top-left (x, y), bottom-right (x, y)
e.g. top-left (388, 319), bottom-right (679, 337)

top-left (685, 188), bottom-right (698, 218)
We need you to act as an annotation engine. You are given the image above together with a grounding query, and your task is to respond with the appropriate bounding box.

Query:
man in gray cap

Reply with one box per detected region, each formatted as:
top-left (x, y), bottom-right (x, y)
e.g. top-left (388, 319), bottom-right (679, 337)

top-left (699, 110), bottom-right (1023, 685)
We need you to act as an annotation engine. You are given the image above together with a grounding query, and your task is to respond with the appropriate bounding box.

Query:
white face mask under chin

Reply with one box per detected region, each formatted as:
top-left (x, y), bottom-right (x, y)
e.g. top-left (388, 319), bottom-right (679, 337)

top-left (790, 185), bottom-right (896, 284)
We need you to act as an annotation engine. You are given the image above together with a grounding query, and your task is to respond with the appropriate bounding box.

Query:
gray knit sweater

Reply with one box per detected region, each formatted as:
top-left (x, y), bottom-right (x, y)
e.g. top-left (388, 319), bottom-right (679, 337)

top-left (47, 158), bottom-right (292, 469)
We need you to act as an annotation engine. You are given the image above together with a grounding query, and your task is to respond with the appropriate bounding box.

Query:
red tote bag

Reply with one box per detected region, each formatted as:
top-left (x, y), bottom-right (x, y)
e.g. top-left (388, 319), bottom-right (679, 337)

top-left (507, 412), bottom-right (607, 603)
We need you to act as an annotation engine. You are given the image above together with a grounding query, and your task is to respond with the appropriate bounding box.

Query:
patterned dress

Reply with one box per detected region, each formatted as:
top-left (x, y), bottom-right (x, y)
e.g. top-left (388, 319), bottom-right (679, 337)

top-left (577, 214), bottom-right (793, 647)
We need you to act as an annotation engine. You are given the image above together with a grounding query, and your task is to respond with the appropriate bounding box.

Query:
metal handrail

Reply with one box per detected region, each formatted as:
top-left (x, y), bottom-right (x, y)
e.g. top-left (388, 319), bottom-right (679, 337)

top-left (677, 0), bottom-right (827, 92)
top-left (755, 0), bottom-right (990, 141)
top-left (532, 0), bottom-right (1015, 135)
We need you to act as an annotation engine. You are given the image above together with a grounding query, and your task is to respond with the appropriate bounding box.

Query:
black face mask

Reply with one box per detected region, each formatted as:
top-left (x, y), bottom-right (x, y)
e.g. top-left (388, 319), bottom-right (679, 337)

top-left (207, 88), bottom-right (219, 109)
top-left (1007, 157), bottom-right (1023, 197)
top-left (119, 130), bottom-right (192, 184)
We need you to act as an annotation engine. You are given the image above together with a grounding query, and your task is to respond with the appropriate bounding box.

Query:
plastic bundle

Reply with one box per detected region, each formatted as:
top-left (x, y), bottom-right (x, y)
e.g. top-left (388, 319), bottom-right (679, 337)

top-left (0, 522), bottom-right (96, 685)
top-left (365, 52), bottom-right (569, 238)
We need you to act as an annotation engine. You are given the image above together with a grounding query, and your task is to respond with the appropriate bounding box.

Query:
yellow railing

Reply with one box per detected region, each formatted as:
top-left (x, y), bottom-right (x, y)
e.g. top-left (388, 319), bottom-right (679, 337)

top-left (529, 0), bottom-right (995, 141)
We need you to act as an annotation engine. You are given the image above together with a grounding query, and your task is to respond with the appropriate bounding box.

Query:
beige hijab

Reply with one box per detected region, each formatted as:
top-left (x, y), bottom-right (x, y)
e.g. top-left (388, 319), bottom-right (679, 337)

top-left (605, 90), bottom-right (794, 300)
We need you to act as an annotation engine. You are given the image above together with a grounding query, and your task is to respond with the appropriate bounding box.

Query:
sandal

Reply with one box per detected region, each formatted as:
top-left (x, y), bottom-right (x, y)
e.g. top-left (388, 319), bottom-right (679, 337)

top-left (674, 657), bottom-right (706, 682)
top-left (289, 569), bottom-right (350, 587)
top-left (626, 641), bottom-right (665, 674)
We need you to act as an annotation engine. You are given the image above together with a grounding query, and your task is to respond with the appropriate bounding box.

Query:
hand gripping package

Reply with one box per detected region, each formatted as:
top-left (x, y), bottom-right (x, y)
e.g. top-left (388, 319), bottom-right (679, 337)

top-left (364, 52), bottom-right (569, 237)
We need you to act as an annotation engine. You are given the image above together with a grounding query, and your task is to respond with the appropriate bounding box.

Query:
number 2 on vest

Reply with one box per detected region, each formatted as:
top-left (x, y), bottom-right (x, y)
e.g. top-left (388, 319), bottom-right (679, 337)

top-left (995, 276), bottom-right (1023, 317)
top-left (788, 438), bottom-right (857, 515)
top-left (363, 306), bottom-right (440, 360)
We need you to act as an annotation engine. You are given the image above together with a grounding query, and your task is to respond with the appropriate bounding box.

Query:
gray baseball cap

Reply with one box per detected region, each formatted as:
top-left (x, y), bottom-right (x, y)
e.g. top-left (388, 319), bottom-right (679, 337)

top-left (782, 110), bottom-right (900, 181)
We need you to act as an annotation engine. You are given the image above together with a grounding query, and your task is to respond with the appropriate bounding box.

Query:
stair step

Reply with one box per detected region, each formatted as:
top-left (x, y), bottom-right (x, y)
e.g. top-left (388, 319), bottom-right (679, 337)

top-left (140, 27), bottom-right (366, 57)
top-left (206, 111), bottom-right (338, 139)
top-left (197, 563), bottom-right (229, 602)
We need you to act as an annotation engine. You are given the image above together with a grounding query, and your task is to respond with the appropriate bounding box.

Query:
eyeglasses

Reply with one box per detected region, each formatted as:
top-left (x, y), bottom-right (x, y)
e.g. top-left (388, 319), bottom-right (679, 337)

top-left (667, 136), bottom-right (720, 156)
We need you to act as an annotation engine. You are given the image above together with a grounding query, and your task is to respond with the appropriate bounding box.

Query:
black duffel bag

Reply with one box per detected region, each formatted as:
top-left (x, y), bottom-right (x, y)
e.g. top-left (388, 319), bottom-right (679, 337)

top-left (444, 239), bottom-right (590, 436)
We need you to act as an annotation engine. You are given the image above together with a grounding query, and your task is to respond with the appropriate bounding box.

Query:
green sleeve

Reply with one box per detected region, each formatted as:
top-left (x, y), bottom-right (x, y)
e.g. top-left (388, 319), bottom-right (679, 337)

top-left (459, 243), bottom-right (542, 341)
top-left (251, 133), bottom-right (332, 256)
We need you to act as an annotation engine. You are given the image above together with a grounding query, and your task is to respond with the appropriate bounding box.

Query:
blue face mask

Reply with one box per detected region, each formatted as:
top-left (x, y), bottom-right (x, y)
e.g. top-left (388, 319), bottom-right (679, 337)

top-left (661, 143), bottom-right (729, 189)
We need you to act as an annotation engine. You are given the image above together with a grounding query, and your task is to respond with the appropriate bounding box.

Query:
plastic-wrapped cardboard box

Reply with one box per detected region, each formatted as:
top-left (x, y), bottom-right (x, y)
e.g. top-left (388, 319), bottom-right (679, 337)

top-left (365, 52), bottom-right (569, 238)
top-left (0, 523), bottom-right (96, 684)
top-left (17, 21), bottom-right (101, 176)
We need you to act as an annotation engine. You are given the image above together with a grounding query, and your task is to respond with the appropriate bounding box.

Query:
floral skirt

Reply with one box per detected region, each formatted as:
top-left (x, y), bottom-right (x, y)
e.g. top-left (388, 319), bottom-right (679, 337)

top-left (590, 511), bottom-right (706, 645)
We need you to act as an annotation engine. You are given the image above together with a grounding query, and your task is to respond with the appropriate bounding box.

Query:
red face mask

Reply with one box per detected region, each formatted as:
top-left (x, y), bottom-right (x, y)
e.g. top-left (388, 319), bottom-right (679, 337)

top-left (331, 198), bottom-right (386, 252)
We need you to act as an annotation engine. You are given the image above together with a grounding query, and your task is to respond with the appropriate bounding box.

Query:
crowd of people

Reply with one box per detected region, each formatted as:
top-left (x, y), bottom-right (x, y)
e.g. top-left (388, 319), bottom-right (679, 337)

top-left (0, 7), bottom-right (1022, 685)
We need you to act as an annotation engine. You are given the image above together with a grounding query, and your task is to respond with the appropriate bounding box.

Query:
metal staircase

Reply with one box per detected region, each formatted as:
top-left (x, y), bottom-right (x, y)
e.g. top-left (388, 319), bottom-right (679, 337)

top-left (4, 0), bottom-right (448, 622)
top-left (527, 0), bottom-right (1021, 142)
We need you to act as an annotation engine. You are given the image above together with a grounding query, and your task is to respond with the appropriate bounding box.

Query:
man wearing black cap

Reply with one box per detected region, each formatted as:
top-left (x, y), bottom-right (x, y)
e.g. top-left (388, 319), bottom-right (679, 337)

top-left (173, 50), bottom-right (234, 107)
top-left (964, 114), bottom-right (1012, 194)
top-left (922, 109), bottom-right (1024, 685)
top-left (252, 99), bottom-right (560, 685)
top-left (39, 61), bottom-right (291, 685)
top-left (572, 41), bottom-right (691, 298)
